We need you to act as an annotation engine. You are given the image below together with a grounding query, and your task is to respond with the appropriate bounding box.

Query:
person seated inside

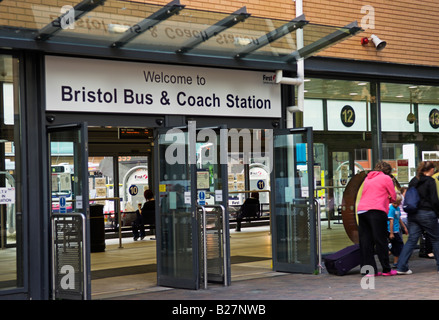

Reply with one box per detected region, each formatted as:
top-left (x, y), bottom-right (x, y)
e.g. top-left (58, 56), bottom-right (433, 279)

top-left (132, 189), bottom-right (155, 240)
top-left (236, 192), bottom-right (260, 232)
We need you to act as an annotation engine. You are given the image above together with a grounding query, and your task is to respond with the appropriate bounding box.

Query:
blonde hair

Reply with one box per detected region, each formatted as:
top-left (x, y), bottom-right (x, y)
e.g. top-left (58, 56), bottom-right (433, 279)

top-left (394, 192), bottom-right (403, 205)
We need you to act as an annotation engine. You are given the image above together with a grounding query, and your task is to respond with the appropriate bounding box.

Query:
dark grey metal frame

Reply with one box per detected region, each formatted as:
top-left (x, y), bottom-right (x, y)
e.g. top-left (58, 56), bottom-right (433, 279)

top-left (271, 126), bottom-right (317, 274)
top-left (153, 126), bottom-right (200, 289)
top-left (285, 21), bottom-right (362, 62)
top-left (35, 0), bottom-right (106, 41)
top-left (46, 123), bottom-right (90, 299)
top-left (0, 51), bottom-right (30, 299)
top-left (153, 124), bottom-right (230, 290)
top-left (234, 14), bottom-right (308, 59)
top-left (176, 6), bottom-right (250, 54)
top-left (111, 0), bottom-right (185, 48)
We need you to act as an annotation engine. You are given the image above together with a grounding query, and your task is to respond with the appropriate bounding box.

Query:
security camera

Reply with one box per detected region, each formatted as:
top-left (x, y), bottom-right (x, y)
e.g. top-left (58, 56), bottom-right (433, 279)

top-left (361, 34), bottom-right (387, 51)
top-left (370, 34), bottom-right (386, 51)
top-left (407, 112), bottom-right (416, 124)
top-left (46, 115), bottom-right (56, 123)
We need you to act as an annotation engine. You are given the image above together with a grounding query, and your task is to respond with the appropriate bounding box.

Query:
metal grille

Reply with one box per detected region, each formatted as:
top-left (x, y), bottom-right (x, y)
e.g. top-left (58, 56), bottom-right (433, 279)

top-left (291, 199), bottom-right (311, 264)
top-left (51, 214), bottom-right (87, 300)
top-left (198, 205), bottom-right (227, 289)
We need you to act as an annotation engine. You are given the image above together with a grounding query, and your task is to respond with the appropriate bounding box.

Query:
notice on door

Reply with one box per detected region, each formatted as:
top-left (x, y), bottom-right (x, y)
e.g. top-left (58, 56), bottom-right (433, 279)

top-left (0, 187), bottom-right (15, 204)
top-left (397, 159), bottom-right (409, 183)
top-left (197, 171), bottom-right (210, 190)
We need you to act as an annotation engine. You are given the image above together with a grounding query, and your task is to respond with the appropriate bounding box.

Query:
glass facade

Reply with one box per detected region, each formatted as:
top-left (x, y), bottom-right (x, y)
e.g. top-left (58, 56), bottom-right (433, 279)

top-left (381, 83), bottom-right (439, 185)
top-left (303, 78), bottom-right (439, 253)
top-left (0, 55), bottom-right (23, 291)
top-left (158, 129), bottom-right (194, 286)
top-left (303, 79), bottom-right (373, 253)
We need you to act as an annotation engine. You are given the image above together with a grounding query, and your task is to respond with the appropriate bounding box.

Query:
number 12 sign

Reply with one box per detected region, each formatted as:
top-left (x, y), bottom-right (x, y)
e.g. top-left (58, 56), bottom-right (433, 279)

top-left (341, 105), bottom-right (356, 127)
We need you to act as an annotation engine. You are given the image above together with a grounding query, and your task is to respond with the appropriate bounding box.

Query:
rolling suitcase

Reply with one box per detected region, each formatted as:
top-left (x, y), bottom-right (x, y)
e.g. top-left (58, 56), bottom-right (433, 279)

top-left (323, 244), bottom-right (360, 276)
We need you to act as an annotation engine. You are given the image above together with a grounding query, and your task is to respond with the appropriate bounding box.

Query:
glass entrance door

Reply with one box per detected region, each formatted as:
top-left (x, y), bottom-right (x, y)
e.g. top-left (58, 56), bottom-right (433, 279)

top-left (155, 122), bottom-right (229, 289)
top-left (48, 123), bottom-right (90, 299)
top-left (196, 125), bottom-right (229, 287)
top-left (271, 127), bottom-right (317, 273)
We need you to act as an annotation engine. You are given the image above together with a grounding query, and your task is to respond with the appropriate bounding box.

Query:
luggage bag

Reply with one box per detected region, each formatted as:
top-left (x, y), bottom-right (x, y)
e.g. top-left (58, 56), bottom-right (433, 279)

top-left (323, 244), bottom-right (360, 276)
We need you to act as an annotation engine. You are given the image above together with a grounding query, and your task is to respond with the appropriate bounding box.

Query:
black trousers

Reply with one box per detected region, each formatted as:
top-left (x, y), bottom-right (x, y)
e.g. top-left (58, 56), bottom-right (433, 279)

top-left (358, 210), bottom-right (391, 274)
top-left (132, 213), bottom-right (145, 239)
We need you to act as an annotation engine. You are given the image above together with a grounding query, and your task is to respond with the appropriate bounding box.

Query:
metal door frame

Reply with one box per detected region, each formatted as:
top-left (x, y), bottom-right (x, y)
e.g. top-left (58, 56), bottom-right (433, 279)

top-left (154, 123), bottom-right (230, 289)
top-left (154, 125), bottom-right (200, 289)
top-left (271, 127), bottom-right (318, 274)
top-left (196, 124), bottom-right (230, 287)
top-left (47, 123), bottom-right (90, 299)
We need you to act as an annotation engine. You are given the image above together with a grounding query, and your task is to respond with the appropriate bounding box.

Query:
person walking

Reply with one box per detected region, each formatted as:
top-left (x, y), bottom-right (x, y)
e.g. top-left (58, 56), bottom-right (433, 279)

top-left (397, 161), bottom-right (439, 275)
top-left (388, 192), bottom-right (408, 268)
top-left (357, 161), bottom-right (397, 276)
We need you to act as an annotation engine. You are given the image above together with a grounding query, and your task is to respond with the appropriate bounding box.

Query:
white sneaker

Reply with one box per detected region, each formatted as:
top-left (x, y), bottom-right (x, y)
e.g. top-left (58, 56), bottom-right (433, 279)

top-left (397, 269), bottom-right (413, 275)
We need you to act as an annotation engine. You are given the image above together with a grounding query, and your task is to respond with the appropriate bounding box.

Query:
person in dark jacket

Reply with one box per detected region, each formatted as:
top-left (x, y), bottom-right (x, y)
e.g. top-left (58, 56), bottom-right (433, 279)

top-left (397, 161), bottom-right (439, 274)
top-left (132, 189), bottom-right (155, 240)
top-left (236, 192), bottom-right (260, 232)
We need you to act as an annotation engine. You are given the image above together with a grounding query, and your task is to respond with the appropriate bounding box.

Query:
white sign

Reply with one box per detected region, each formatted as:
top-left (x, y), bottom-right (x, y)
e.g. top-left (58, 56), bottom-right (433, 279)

top-left (184, 191), bottom-right (191, 205)
top-left (76, 195), bottom-right (83, 209)
top-left (45, 56), bottom-right (281, 118)
top-left (215, 190), bottom-right (223, 202)
top-left (0, 187), bottom-right (15, 204)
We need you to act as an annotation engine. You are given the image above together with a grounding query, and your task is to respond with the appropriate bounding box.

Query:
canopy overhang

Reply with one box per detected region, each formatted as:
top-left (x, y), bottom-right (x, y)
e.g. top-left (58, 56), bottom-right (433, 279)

top-left (0, 0), bottom-right (363, 70)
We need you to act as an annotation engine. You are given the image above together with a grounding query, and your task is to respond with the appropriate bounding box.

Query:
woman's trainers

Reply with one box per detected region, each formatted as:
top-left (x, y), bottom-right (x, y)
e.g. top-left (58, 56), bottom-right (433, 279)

top-left (365, 272), bottom-right (382, 277)
top-left (382, 270), bottom-right (398, 276)
top-left (397, 269), bottom-right (413, 275)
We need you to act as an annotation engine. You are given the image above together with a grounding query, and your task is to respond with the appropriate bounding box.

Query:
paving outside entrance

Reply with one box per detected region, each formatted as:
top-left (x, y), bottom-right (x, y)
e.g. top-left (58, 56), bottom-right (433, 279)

top-left (91, 225), bottom-right (439, 302)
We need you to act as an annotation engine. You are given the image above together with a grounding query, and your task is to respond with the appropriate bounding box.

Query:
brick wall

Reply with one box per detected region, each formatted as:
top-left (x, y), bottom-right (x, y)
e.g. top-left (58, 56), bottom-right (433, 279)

top-left (1, 0), bottom-right (437, 67)
top-left (154, 0), bottom-right (439, 68)
top-left (301, 0), bottom-right (439, 67)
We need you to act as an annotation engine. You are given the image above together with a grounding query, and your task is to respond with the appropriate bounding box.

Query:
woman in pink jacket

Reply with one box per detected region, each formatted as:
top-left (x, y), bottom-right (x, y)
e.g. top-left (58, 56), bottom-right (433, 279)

top-left (357, 161), bottom-right (397, 276)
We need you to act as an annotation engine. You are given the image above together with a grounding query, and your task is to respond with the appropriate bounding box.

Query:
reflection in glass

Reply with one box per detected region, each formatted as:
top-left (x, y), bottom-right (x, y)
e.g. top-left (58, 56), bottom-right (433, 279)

top-left (0, 55), bottom-right (22, 291)
top-left (274, 132), bottom-right (311, 265)
top-left (381, 82), bottom-right (439, 187)
top-left (89, 156), bottom-right (115, 229)
top-left (118, 156), bottom-right (149, 211)
top-left (158, 130), bottom-right (193, 282)
top-left (49, 130), bottom-right (84, 214)
top-left (303, 78), bottom-right (373, 254)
